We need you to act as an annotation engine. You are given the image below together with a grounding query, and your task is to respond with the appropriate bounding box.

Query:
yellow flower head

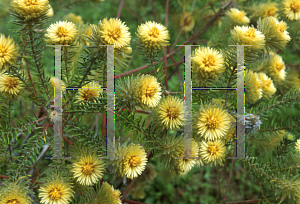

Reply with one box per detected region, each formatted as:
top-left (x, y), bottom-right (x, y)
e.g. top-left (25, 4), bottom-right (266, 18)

top-left (0, 182), bottom-right (32, 204)
top-left (175, 139), bottom-right (199, 175)
top-left (39, 177), bottom-right (74, 204)
top-left (245, 70), bottom-right (263, 104)
top-left (269, 54), bottom-right (286, 83)
top-left (0, 34), bottom-right (18, 71)
top-left (75, 81), bottom-right (103, 103)
top-left (192, 46), bottom-right (224, 85)
top-left (45, 21), bottom-right (78, 44)
top-left (118, 143), bottom-right (148, 179)
top-left (111, 185), bottom-right (122, 204)
top-left (200, 139), bottom-right (226, 166)
top-left (257, 72), bottom-right (276, 100)
top-left (136, 74), bottom-right (162, 109)
top-left (295, 139), bottom-right (300, 154)
top-left (225, 8), bottom-right (250, 25)
top-left (196, 104), bottom-right (231, 141)
top-left (11, 0), bottom-right (50, 18)
top-left (230, 26), bottom-right (265, 50)
top-left (99, 18), bottom-right (131, 48)
top-left (180, 12), bottom-right (195, 32)
top-left (136, 21), bottom-right (170, 52)
top-left (71, 154), bottom-right (105, 186)
top-left (0, 73), bottom-right (23, 97)
top-left (282, 0), bottom-right (300, 21)
top-left (250, 2), bottom-right (278, 19)
top-left (64, 13), bottom-right (83, 24)
top-left (46, 4), bottom-right (53, 17)
top-left (155, 95), bottom-right (184, 130)
top-left (49, 77), bottom-right (65, 89)
top-left (273, 18), bottom-right (291, 44)
top-left (223, 114), bottom-right (236, 143)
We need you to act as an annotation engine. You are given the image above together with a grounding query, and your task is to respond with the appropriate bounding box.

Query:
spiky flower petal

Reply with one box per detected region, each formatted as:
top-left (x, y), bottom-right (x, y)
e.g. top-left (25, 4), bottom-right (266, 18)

top-left (0, 181), bottom-right (32, 204)
top-left (200, 140), bottom-right (226, 166)
top-left (136, 74), bottom-right (162, 109)
top-left (226, 8), bottom-right (250, 25)
top-left (245, 70), bottom-right (263, 104)
top-left (257, 72), bottom-right (277, 100)
top-left (45, 21), bottom-right (78, 44)
top-left (71, 153), bottom-right (105, 186)
top-left (0, 34), bottom-right (18, 71)
top-left (154, 95), bottom-right (184, 130)
top-left (11, 0), bottom-right (50, 18)
top-left (192, 46), bottom-right (224, 86)
top-left (250, 2), bottom-right (278, 20)
top-left (0, 73), bottom-right (23, 98)
top-left (136, 21), bottom-right (170, 52)
top-left (282, 0), bottom-right (300, 21)
top-left (196, 104), bottom-right (231, 141)
top-left (75, 81), bottom-right (103, 103)
top-left (99, 18), bottom-right (131, 48)
top-left (39, 176), bottom-right (74, 204)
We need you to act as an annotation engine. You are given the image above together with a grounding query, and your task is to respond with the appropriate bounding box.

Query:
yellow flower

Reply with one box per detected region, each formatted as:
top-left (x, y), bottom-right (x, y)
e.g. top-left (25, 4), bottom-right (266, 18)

top-left (196, 104), bottom-right (231, 141)
top-left (200, 140), bottom-right (226, 166)
top-left (223, 114), bottom-right (236, 143)
top-left (250, 2), bottom-right (278, 20)
top-left (49, 77), bottom-right (65, 89)
top-left (71, 154), bottom-right (105, 186)
top-left (0, 73), bottom-right (23, 97)
top-left (195, 141), bottom-right (205, 167)
top-left (11, 0), bottom-right (50, 18)
top-left (269, 54), bottom-right (286, 83)
top-left (0, 34), bottom-right (18, 71)
top-left (64, 13), bottom-right (83, 24)
top-left (136, 21), bottom-right (170, 52)
top-left (136, 74), bottom-right (162, 108)
top-left (75, 81), bottom-right (103, 103)
top-left (111, 185), bottom-right (122, 204)
top-left (45, 21), bottom-right (78, 44)
top-left (117, 143), bottom-right (148, 179)
top-left (46, 4), bottom-right (53, 17)
top-left (180, 12), bottom-right (195, 32)
top-left (245, 70), bottom-right (263, 104)
top-left (155, 95), bottom-right (184, 130)
top-left (257, 72), bottom-right (276, 100)
top-left (225, 8), bottom-right (250, 25)
top-left (287, 133), bottom-right (294, 140)
top-left (98, 18), bottom-right (131, 48)
top-left (230, 26), bottom-right (265, 51)
top-left (0, 182), bottom-right (32, 204)
top-left (282, 0), bottom-right (300, 21)
top-left (274, 18), bottom-right (291, 45)
top-left (192, 46), bottom-right (224, 85)
top-left (295, 139), bottom-right (300, 154)
top-left (39, 177), bottom-right (74, 204)
top-left (175, 139), bottom-right (199, 175)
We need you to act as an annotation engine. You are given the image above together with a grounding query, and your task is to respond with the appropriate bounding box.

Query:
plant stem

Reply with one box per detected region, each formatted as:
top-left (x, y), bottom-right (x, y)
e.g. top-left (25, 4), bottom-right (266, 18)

top-left (64, 47), bottom-right (69, 84)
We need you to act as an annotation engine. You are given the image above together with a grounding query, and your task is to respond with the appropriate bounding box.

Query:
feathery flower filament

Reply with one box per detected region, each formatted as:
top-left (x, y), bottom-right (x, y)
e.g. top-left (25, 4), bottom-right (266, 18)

top-left (206, 116), bottom-right (219, 129)
top-left (203, 55), bottom-right (215, 69)
top-left (276, 62), bottom-right (285, 71)
top-left (7, 199), bottom-right (19, 204)
top-left (129, 156), bottom-right (142, 167)
top-left (291, 1), bottom-right (300, 12)
top-left (245, 27), bottom-right (257, 38)
top-left (208, 145), bottom-right (219, 156)
top-left (82, 163), bottom-right (95, 175)
top-left (49, 188), bottom-right (62, 200)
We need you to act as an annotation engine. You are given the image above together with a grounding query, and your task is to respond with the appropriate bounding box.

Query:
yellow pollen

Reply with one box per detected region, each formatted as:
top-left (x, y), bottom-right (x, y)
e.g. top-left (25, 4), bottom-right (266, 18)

top-left (238, 11), bottom-right (246, 18)
top-left (49, 188), bottom-right (62, 200)
top-left (24, 0), bottom-right (38, 6)
top-left (167, 107), bottom-right (178, 119)
top-left (82, 163), bottom-right (95, 175)
top-left (6, 199), bottom-right (19, 204)
top-left (145, 85), bottom-right (156, 97)
top-left (208, 145), bottom-right (218, 156)
top-left (267, 9), bottom-right (276, 16)
top-left (245, 28), bottom-right (256, 38)
top-left (202, 55), bottom-right (215, 67)
top-left (56, 26), bottom-right (68, 37)
top-left (108, 27), bottom-right (121, 41)
top-left (290, 2), bottom-right (300, 12)
top-left (257, 80), bottom-right (262, 89)
top-left (5, 78), bottom-right (18, 89)
top-left (184, 16), bottom-right (192, 26)
top-left (149, 27), bottom-right (159, 38)
top-left (265, 79), bottom-right (271, 87)
top-left (82, 90), bottom-right (96, 101)
top-left (129, 156), bottom-right (142, 167)
top-left (206, 116), bottom-right (219, 129)
top-left (277, 23), bottom-right (287, 33)
top-left (276, 62), bottom-right (284, 71)
top-left (0, 46), bottom-right (7, 58)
